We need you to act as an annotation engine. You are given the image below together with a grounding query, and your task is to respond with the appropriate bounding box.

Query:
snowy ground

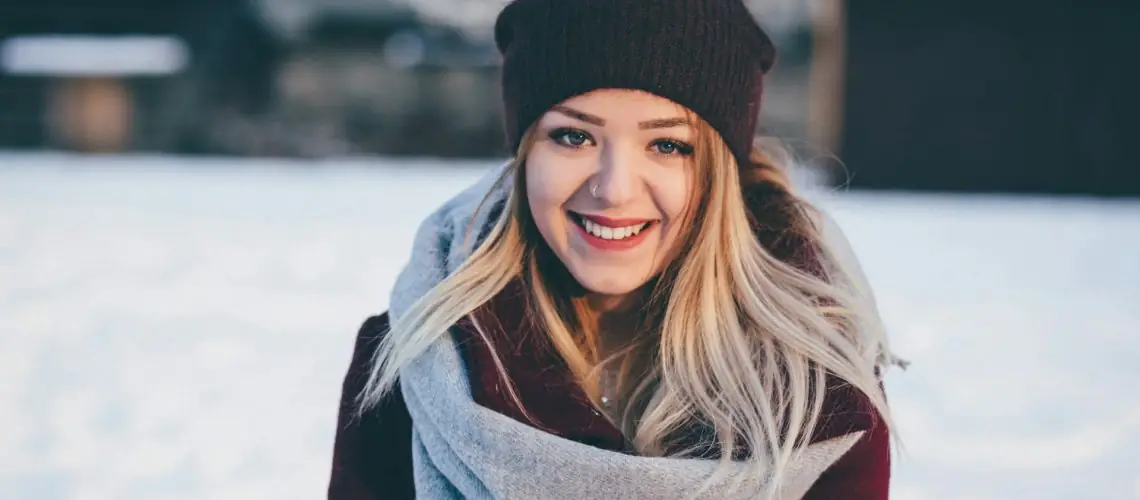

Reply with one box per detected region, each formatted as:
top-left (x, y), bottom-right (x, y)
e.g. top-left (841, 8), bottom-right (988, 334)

top-left (1, 153), bottom-right (1138, 500)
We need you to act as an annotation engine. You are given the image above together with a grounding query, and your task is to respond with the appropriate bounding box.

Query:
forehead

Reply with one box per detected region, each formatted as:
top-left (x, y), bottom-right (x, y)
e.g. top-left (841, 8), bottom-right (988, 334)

top-left (552, 89), bottom-right (690, 126)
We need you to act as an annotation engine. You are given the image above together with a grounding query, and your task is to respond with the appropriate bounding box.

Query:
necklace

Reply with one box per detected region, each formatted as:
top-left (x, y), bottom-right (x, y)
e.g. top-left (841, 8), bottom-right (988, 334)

top-left (597, 368), bottom-right (615, 411)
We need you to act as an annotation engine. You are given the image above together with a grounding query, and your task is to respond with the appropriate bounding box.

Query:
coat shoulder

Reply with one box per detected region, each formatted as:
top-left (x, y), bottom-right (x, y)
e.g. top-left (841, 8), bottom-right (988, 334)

top-left (340, 313), bottom-right (390, 388)
top-left (800, 376), bottom-right (891, 499)
top-left (328, 311), bottom-right (416, 500)
top-left (358, 313), bottom-right (390, 340)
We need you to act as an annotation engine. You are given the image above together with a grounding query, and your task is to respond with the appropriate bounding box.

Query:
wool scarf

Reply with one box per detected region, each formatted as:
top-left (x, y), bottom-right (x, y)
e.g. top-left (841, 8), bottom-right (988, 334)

top-left (388, 163), bottom-right (870, 499)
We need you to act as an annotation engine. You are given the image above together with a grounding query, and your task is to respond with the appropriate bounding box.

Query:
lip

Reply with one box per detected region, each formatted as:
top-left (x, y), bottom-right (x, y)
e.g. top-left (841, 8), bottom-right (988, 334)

top-left (577, 213), bottom-right (656, 227)
top-left (567, 211), bottom-right (656, 252)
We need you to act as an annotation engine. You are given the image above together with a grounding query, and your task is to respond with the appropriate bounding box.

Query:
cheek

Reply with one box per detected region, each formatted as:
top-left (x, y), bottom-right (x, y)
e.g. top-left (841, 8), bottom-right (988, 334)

top-left (525, 153), bottom-right (584, 236)
top-left (652, 168), bottom-right (694, 242)
top-left (658, 174), bottom-right (692, 222)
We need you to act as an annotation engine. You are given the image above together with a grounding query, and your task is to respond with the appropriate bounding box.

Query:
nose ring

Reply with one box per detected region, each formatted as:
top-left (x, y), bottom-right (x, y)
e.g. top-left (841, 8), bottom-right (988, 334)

top-left (590, 182), bottom-right (599, 198)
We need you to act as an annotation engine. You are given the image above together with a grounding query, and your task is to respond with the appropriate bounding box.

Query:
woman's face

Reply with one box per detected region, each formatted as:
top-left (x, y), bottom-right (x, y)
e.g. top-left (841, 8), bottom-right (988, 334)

top-left (525, 89), bottom-right (696, 309)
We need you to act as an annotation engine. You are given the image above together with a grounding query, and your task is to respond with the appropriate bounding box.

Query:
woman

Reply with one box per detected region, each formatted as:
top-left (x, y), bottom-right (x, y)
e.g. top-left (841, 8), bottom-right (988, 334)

top-left (329, 0), bottom-right (898, 498)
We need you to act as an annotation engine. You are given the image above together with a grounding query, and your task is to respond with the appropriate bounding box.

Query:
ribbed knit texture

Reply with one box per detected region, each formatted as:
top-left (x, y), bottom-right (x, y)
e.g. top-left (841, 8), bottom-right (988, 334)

top-left (494, 0), bottom-right (777, 163)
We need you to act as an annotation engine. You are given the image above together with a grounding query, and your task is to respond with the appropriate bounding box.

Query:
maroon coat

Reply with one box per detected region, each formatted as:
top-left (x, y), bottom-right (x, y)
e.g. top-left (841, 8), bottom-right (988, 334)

top-left (328, 280), bottom-right (890, 499)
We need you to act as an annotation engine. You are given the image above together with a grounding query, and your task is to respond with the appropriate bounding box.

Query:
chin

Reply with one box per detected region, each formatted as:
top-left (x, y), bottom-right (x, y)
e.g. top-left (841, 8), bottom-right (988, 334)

top-left (567, 265), bottom-right (651, 297)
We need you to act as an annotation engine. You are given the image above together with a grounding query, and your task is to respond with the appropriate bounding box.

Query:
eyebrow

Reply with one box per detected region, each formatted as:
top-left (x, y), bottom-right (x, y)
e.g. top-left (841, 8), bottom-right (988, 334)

top-left (551, 105), bottom-right (690, 129)
top-left (638, 117), bottom-right (689, 130)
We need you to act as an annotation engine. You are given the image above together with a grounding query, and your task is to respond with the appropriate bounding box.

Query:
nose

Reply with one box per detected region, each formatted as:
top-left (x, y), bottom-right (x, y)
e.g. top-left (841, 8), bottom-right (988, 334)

top-left (589, 142), bottom-right (638, 206)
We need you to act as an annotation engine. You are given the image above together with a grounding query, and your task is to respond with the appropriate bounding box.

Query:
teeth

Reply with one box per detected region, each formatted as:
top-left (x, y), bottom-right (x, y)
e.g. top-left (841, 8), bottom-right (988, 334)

top-left (580, 217), bottom-right (649, 240)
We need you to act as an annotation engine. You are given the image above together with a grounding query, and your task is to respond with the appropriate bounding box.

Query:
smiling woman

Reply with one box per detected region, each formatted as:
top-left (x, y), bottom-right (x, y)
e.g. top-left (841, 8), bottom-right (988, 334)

top-left (526, 91), bottom-right (697, 300)
top-left (328, 0), bottom-right (898, 499)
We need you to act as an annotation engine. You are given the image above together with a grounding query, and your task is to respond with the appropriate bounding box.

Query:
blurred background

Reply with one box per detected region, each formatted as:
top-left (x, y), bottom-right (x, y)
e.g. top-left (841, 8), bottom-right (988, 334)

top-left (0, 1), bottom-right (1137, 499)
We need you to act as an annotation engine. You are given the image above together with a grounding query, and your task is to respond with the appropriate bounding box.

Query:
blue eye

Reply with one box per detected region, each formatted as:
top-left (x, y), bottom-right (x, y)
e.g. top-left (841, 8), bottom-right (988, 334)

top-left (549, 128), bottom-right (593, 148)
top-left (651, 139), bottom-right (694, 156)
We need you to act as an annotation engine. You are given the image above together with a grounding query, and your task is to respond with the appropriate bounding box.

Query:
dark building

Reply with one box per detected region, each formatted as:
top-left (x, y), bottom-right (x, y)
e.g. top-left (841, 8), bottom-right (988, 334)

top-left (0, 0), bottom-right (282, 153)
top-left (838, 2), bottom-right (1138, 196)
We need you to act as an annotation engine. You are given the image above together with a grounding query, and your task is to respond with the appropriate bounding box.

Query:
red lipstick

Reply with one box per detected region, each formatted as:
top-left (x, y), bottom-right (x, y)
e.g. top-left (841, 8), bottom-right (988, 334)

top-left (567, 211), bottom-right (657, 252)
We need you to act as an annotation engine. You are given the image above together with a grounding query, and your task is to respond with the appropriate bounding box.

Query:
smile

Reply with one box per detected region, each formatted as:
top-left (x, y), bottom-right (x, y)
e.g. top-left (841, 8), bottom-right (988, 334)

top-left (567, 211), bottom-right (658, 250)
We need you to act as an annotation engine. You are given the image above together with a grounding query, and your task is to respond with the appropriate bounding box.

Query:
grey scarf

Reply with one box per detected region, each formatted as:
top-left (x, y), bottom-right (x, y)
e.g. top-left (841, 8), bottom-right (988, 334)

top-left (388, 163), bottom-right (867, 499)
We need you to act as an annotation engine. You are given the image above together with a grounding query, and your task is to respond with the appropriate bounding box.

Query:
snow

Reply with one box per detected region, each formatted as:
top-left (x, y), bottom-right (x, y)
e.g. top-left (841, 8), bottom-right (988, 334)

top-left (1, 153), bottom-right (1138, 500)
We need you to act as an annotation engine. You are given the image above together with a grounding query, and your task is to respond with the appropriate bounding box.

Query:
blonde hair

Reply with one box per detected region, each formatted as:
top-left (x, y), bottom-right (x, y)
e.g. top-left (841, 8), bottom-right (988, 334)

top-left (361, 116), bottom-right (895, 499)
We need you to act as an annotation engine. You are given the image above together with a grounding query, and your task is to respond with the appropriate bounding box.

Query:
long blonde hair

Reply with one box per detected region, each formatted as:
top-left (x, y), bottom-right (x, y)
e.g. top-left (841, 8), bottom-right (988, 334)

top-left (360, 115), bottom-right (895, 499)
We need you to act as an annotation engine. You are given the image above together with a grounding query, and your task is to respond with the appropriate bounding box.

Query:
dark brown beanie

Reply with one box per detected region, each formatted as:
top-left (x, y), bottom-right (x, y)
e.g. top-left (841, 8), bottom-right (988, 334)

top-left (494, 0), bottom-right (777, 164)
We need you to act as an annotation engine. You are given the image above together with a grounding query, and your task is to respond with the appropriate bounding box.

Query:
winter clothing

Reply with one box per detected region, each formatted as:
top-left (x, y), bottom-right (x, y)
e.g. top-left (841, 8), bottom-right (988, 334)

top-left (495, 0), bottom-right (777, 164)
top-left (328, 165), bottom-right (891, 499)
top-left (329, 0), bottom-right (891, 496)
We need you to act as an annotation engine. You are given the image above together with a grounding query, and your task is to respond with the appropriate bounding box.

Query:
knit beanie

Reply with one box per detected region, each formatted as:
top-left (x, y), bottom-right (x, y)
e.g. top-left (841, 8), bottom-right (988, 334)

top-left (494, 0), bottom-right (777, 164)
